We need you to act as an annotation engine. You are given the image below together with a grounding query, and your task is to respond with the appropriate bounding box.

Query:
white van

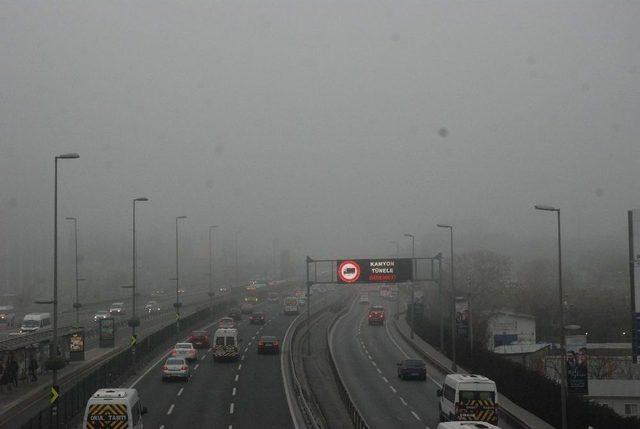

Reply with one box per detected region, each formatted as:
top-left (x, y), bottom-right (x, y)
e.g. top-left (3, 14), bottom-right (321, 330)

top-left (437, 374), bottom-right (499, 425)
top-left (83, 388), bottom-right (147, 428)
top-left (20, 313), bottom-right (51, 333)
top-left (212, 328), bottom-right (240, 361)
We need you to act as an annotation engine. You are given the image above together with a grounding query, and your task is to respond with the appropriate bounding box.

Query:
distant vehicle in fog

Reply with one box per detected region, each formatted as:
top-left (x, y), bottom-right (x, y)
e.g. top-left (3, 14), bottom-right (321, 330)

top-left (0, 305), bottom-right (16, 327)
top-left (93, 310), bottom-right (110, 322)
top-left (144, 301), bottom-right (161, 313)
top-left (109, 302), bottom-right (125, 315)
top-left (20, 313), bottom-right (51, 333)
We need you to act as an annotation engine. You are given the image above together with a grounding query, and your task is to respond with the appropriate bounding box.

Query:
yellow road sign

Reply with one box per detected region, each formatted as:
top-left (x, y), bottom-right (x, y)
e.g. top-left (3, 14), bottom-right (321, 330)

top-left (130, 335), bottom-right (137, 347)
top-left (50, 385), bottom-right (59, 404)
top-left (175, 313), bottom-right (181, 321)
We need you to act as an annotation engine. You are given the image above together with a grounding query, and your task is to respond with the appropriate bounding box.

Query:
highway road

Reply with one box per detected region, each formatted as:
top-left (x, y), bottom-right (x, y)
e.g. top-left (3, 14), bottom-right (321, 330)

top-left (331, 292), bottom-right (514, 429)
top-left (97, 296), bottom-right (312, 429)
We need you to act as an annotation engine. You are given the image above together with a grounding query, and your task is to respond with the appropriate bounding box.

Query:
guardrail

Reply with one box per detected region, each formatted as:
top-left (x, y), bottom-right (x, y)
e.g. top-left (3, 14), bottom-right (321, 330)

top-left (326, 297), bottom-right (369, 429)
top-left (286, 295), bottom-right (342, 429)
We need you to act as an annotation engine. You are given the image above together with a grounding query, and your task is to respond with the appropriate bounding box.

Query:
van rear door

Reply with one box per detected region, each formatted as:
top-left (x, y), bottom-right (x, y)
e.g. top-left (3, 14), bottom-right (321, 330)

top-left (86, 403), bottom-right (129, 428)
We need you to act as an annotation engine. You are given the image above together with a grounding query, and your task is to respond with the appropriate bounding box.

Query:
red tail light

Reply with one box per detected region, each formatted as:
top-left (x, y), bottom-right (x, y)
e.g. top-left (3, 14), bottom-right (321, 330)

top-left (182, 365), bottom-right (188, 370)
top-left (162, 365), bottom-right (168, 371)
top-left (258, 341), bottom-right (264, 346)
top-left (273, 341), bottom-right (279, 346)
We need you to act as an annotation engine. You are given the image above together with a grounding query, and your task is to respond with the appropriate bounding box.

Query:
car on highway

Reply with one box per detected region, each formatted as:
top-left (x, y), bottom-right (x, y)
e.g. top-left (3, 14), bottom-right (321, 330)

top-left (0, 305), bottom-right (16, 327)
top-left (397, 359), bottom-right (427, 380)
top-left (171, 342), bottom-right (198, 362)
top-left (218, 317), bottom-right (236, 329)
top-left (437, 422), bottom-right (501, 429)
top-left (161, 357), bottom-right (191, 382)
top-left (219, 286), bottom-right (229, 293)
top-left (368, 305), bottom-right (385, 325)
top-left (109, 302), bottom-right (126, 315)
top-left (249, 312), bottom-right (266, 325)
top-left (20, 313), bottom-right (51, 333)
top-left (144, 300), bottom-right (161, 313)
top-left (188, 330), bottom-right (210, 348)
top-left (83, 388), bottom-right (147, 428)
top-left (437, 374), bottom-right (498, 424)
top-left (241, 302), bottom-right (254, 314)
top-left (213, 328), bottom-right (240, 361)
top-left (93, 310), bottom-right (110, 322)
top-left (257, 335), bottom-right (280, 354)
top-left (228, 309), bottom-right (242, 321)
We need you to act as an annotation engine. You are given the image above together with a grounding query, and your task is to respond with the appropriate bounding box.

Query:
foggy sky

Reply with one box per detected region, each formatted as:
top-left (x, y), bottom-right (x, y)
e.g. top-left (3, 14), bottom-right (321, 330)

top-left (1, 1), bottom-right (639, 297)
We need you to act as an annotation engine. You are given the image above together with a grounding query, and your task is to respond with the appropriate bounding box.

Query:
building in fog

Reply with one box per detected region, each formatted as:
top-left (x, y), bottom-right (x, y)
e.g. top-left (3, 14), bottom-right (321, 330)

top-left (486, 311), bottom-right (536, 351)
top-left (586, 380), bottom-right (640, 418)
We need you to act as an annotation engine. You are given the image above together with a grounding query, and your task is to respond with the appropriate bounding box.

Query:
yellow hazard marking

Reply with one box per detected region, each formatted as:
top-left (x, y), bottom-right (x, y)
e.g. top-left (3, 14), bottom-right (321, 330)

top-left (130, 335), bottom-right (137, 346)
top-left (50, 386), bottom-right (59, 404)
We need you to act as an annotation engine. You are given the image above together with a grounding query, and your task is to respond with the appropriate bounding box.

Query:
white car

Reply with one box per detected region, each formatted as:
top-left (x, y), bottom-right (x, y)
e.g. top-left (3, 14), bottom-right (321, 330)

top-left (171, 342), bottom-right (197, 362)
top-left (144, 301), bottom-right (161, 313)
top-left (0, 306), bottom-right (16, 327)
top-left (109, 302), bottom-right (125, 315)
top-left (93, 310), bottom-right (110, 322)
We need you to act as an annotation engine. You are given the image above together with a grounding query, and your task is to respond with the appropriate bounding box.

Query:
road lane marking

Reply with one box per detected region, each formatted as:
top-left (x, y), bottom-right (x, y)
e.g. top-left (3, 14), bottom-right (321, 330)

top-left (244, 347), bottom-right (248, 353)
top-left (372, 361), bottom-right (377, 367)
top-left (376, 368), bottom-right (382, 374)
top-left (200, 355), bottom-right (206, 360)
top-left (232, 387), bottom-right (236, 396)
top-left (177, 388), bottom-right (184, 397)
top-left (389, 386), bottom-right (397, 393)
top-left (241, 355), bottom-right (246, 361)
top-left (229, 403), bottom-right (235, 414)
top-left (160, 426), bottom-right (165, 429)
top-left (382, 377), bottom-right (389, 383)
top-left (167, 404), bottom-right (175, 415)
top-left (238, 364), bottom-right (242, 370)
top-left (194, 364), bottom-right (199, 370)
top-left (248, 342), bottom-right (252, 346)
top-left (411, 411), bottom-right (421, 420)
top-left (399, 397), bottom-right (407, 406)
top-left (235, 374), bottom-right (239, 382)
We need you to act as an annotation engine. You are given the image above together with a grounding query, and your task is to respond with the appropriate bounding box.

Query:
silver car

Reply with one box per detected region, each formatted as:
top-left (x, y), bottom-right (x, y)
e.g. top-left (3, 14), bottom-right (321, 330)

top-left (161, 357), bottom-right (190, 382)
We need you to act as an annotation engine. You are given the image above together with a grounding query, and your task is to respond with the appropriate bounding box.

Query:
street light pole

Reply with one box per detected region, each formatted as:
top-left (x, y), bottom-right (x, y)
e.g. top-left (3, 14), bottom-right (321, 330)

top-left (209, 225), bottom-right (218, 313)
top-left (404, 233), bottom-right (415, 339)
top-left (437, 224), bottom-right (457, 371)
top-left (390, 240), bottom-right (400, 319)
top-left (175, 216), bottom-right (187, 338)
top-left (65, 217), bottom-right (80, 326)
top-left (235, 231), bottom-right (239, 289)
top-left (535, 204), bottom-right (567, 429)
top-left (52, 153), bottom-right (79, 406)
top-left (131, 197), bottom-right (148, 361)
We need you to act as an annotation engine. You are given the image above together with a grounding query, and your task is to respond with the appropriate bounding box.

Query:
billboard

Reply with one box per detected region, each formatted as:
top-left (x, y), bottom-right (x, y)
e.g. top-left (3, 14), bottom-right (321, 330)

top-left (566, 334), bottom-right (588, 395)
top-left (455, 297), bottom-right (470, 337)
top-left (99, 318), bottom-right (115, 348)
top-left (69, 331), bottom-right (85, 361)
top-left (336, 259), bottom-right (413, 284)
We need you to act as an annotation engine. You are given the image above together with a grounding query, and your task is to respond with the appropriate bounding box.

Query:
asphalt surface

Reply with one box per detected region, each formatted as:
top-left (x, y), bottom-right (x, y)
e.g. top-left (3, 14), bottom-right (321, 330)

top-left (120, 298), bottom-right (300, 429)
top-left (332, 292), bottom-right (516, 429)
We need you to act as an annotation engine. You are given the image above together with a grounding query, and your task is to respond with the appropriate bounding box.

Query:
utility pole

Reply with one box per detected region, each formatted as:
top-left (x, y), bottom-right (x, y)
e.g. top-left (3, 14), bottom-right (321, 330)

top-left (437, 224), bottom-right (457, 371)
top-left (175, 216), bottom-right (186, 339)
top-left (209, 225), bottom-right (218, 313)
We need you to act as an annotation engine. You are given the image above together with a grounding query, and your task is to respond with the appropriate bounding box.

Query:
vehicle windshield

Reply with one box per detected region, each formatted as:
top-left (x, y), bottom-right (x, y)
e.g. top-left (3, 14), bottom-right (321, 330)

top-left (215, 337), bottom-right (225, 346)
top-left (22, 320), bottom-right (39, 328)
top-left (459, 390), bottom-right (495, 402)
top-left (192, 331), bottom-right (206, 337)
top-left (166, 358), bottom-right (184, 365)
top-left (226, 337), bottom-right (235, 346)
top-left (176, 344), bottom-right (192, 349)
top-left (404, 360), bottom-right (424, 367)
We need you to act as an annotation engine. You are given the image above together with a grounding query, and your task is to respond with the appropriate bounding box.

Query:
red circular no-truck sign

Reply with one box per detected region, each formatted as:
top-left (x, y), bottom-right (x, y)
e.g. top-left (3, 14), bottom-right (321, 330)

top-left (338, 260), bottom-right (361, 283)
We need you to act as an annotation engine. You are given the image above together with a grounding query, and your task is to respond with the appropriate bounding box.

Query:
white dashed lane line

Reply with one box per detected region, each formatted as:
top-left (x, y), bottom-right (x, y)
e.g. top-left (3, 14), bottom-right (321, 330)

top-left (200, 355), bottom-right (206, 361)
top-left (238, 364), bottom-right (242, 370)
top-left (411, 411), bottom-right (421, 421)
top-left (194, 364), bottom-right (199, 370)
top-left (160, 426), bottom-right (165, 429)
top-left (382, 377), bottom-right (389, 383)
top-left (177, 388), bottom-right (184, 397)
top-left (232, 387), bottom-right (236, 396)
top-left (243, 347), bottom-right (248, 353)
top-left (399, 397), bottom-right (407, 406)
top-left (235, 374), bottom-right (239, 382)
top-left (229, 403), bottom-right (235, 414)
top-left (167, 404), bottom-right (175, 415)
top-left (376, 368), bottom-right (382, 374)
top-left (389, 386), bottom-right (397, 393)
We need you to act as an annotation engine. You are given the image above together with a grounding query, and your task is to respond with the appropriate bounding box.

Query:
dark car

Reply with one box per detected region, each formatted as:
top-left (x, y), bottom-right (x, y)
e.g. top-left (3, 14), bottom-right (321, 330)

top-left (397, 359), bottom-right (427, 380)
top-left (257, 335), bottom-right (280, 354)
top-left (249, 312), bottom-right (266, 325)
top-left (188, 330), bottom-right (210, 348)
top-left (229, 309), bottom-right (242, 321)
